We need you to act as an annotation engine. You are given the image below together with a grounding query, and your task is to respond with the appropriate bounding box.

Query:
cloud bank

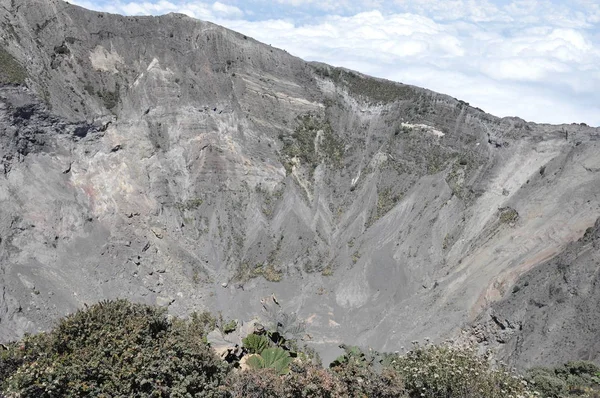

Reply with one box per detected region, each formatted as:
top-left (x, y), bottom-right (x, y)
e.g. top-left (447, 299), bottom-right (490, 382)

top-left (72, 0), bottom-right (600, 126)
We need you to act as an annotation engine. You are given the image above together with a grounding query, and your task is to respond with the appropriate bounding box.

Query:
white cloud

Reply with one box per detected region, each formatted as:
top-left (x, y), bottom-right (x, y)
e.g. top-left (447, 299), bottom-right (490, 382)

top-left (212, 2), bottom-right (243, 18)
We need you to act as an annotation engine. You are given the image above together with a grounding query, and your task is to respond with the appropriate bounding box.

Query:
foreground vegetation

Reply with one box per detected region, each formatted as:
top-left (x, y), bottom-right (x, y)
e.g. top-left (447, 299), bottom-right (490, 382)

top-left (1, 300), bottom-right (598, 397)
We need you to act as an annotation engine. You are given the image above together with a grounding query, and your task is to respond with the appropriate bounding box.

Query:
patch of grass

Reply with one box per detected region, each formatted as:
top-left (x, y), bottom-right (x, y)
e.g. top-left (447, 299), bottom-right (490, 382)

top-left (499, 207), bottom-right (519, 224)
top-left (255, 185), bottom-right (283, 218)
top-left (255, 263), bottom-right (283, 282)
top-left (0, 47), bottom-right (27, 85)
top-left (442, 233), bottom-right (451, 250)
top-left (236, 261), bottom-right (283, 283)
top-left (366, 188), bottom-right (403, 227)
top-left (426, 147), bottom-right (449, 174)
top-left (174, 198), bottom-right (204, 211)
top-left (376, 188), bottom-right (402, 220)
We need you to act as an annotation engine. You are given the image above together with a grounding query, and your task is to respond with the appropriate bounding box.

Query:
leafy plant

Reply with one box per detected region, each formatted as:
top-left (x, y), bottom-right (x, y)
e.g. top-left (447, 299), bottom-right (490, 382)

top-left (261, 297), bottom-right (305, 347)
top-left (246, 347), bottom-right (293, 375)
top-left (243, 333), bottom-right (271, 354)
top-left (222, 319), bottom-right (238, 334)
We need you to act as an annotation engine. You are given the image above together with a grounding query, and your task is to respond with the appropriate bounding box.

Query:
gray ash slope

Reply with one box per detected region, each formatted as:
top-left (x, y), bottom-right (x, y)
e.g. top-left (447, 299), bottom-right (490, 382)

top-left (1, 0), bottom-right (599, 367)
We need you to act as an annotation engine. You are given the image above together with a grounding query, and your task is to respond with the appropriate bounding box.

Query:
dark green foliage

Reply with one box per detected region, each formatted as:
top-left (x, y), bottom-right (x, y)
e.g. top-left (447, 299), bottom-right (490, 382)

top-left (228, 361), bottom-right (403, 398)
top-left (527, 367), bottom-right (568, 397)
top-left (0, 335), bottom-right (50, 388)
top-left (282, 363), bottom-right (347, 397)
top-left (330, 345), bottom-right (383, 370)
top-left (242, 333), bottom-right (271, 354)
top-left (526, 361), bottom-right (600, 397)
top-left (222, 320), bottom-right (237, 334)
top-left (2, 300), bottom-right (228, 397)
top-left (0, 47), bottom-right (27, 85)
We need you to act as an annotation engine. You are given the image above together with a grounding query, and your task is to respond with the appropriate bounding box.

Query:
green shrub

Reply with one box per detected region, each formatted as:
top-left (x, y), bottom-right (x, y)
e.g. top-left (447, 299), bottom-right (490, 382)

top-left (2, 300), bottom-right (228, 397)
top-left (226, 368), bottom-right (285, 398)
top-left (228, 362), bottom-right (348, 398)
top-left (526, 361), bottom-right (600, 397)
top-left (331, 361), bottom-right (405, 397)
top-left (222, 319), bottom-right (238, 334)
top-left (526, 367), bottom-right (567, 397)
top-left (391, 343), bottom-right (537, 398)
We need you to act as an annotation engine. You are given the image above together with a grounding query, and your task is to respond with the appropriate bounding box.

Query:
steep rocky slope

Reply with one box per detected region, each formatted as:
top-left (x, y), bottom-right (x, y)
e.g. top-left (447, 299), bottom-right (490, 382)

top-left (471, 219), bottom-right (600, 368)
top-left (1, 0), bottom-right (599, 367)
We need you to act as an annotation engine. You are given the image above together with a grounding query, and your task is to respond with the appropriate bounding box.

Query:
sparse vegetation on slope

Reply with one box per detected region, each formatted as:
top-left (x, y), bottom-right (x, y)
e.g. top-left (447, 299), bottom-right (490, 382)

top-left (0, 47), bottom-right (27, 85)
top-left (281, 113), bottom-right (344, 175)
top-left (312, 64), bottom-right (416, 104)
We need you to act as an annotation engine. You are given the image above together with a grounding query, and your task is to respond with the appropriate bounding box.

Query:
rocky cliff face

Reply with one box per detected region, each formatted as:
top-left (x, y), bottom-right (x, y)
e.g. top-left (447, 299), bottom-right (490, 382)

top-left (471, 219), bottom-right (600, 368)
top-left (1, 0), bottom-right (599, 367)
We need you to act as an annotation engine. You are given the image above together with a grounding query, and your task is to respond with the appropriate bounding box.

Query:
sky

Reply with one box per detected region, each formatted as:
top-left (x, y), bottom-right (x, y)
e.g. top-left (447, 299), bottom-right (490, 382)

top-left (71, 0), bottom-right (600, 126)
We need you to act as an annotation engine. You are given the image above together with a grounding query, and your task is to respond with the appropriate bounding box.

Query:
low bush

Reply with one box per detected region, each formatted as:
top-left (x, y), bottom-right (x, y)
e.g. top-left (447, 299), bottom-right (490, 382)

top-left (391, 343), bottom-right (537, 398)
top-left (526, 361), bottom-right (600, 397)
top-left (1, 300), bottom-right (228, 397)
